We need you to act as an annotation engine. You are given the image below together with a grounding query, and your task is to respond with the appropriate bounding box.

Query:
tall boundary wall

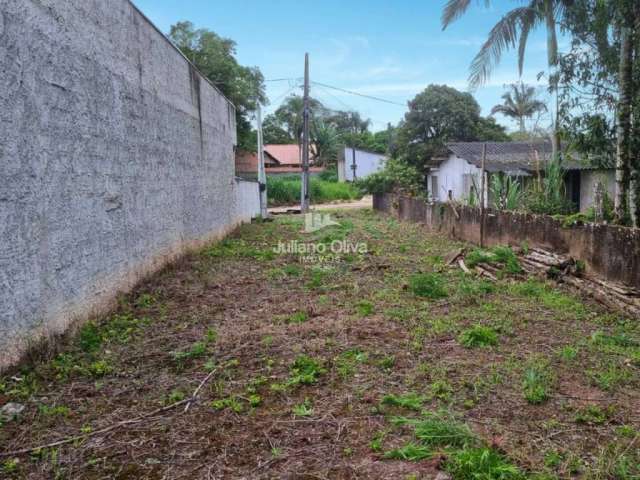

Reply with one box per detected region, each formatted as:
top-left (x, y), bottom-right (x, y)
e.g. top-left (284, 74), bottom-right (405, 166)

top-left (0, 0), bottom-right (260, 369)
top-left (374, 193), bottom-right (640, 289)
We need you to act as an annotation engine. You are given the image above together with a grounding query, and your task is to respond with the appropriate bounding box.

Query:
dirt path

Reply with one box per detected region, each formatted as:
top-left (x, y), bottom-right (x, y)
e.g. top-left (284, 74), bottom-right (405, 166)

top-left (268, 195), bottom-right (372, 214)
top-left (1, 210), bottom-right (638, 479)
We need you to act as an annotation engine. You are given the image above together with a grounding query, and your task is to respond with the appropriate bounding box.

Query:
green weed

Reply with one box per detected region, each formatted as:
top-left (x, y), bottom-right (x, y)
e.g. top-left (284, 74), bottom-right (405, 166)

top-left (383, 443), bottom-right (432, 461)
top-left (286, 311), bottom-right (309, 324)
top-left (458, 325), bottom-right (499, 348)
top-left (574, 405), bottom-right (614, 425)
top-left (466, 246), bottom-right (522, 275)
top-left (77, 322), bottom-right (102, 353)
top-left (38, 405), bottom-right (70, 417)
top-left (522, 359), bottom-right (553, 404)
top-left (445, 447), bottom-right (523, 480)
top-left (409, 273), bottom-right (448, 299)
top-left (166, 390), bottom-right (186, 404)
top-left (381, 392), bottom-right (426, 411)
top-left (588, 362), bottom-right (632, 391)
top-left (292, 398), bottom-right (314, 417)
top-left (393, 414), bottom-right (475, 449)
top-left (356, 300), bottom-right (375, 317)
top-left (135, 293), bottom-right (156, 308)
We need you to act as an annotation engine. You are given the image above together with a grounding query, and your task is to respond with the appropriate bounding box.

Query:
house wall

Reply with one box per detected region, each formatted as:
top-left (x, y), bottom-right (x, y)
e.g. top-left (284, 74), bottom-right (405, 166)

top-left (0, 0), bottom-right (259, 369)
top-left (340, 148), bottom-right (386, 182)
top-left (427, 154), bottom-right (482, 202)
top-left (580, 170), bottom-right (616, 212)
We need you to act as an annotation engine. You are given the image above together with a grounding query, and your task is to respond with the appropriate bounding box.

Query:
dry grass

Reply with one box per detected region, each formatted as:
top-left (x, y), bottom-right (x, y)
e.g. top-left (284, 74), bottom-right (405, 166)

top-left (0, 209), bottom-right (638, 479)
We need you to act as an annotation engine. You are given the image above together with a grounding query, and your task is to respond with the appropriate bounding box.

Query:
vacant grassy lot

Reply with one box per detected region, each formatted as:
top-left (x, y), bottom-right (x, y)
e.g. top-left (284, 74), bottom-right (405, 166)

top-left (1, 209), bottom-right (638, 479)
top-left (267, 175), bottom-right (363, 206)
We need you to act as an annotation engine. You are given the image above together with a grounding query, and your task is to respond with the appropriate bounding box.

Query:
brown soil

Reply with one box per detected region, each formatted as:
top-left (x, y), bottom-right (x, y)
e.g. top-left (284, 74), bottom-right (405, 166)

top-left (0, 209), bottom-right (638, 479)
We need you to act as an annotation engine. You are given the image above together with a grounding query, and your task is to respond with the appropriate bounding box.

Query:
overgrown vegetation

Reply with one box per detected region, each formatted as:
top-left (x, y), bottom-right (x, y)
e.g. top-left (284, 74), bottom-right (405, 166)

top-left (267, 174), bottom-right (362, 206)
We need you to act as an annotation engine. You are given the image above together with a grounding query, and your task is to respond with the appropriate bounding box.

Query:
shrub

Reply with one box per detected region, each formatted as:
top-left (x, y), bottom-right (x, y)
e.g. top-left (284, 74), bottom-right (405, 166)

top-left (356, 158), bottom-right (424, 197)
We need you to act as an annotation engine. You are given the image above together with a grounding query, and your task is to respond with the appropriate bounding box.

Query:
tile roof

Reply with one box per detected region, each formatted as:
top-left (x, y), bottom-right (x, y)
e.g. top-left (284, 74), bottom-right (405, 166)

top-left (264, 144), bottom-right (301, 166)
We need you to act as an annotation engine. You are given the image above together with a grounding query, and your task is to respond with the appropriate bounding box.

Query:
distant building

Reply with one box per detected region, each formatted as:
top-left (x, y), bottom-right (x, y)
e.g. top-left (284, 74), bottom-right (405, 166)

top-left (337, 147), bottom-right (386, 182)
top-left (428, 141), bottom-right (614, 212)
top-left (235, 144), bottom-right (325, 179)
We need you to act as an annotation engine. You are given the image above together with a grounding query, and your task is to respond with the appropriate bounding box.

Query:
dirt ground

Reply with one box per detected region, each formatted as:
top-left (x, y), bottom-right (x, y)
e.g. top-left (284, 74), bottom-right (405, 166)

top-left (0, 209), bottom-right (638, 479)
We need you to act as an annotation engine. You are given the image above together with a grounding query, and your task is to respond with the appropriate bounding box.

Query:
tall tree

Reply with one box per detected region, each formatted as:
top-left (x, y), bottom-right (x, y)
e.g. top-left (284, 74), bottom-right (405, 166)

top-left (615, 22), bottom-right (633, 223)
top-left (169, 21), bottom-right (266, 151)
top-left (491, 83), bottom-right (547, 133)
top-left (395, 84), bottom-right (508, 171)
top-left (442, 0), bottom-right (569, 159)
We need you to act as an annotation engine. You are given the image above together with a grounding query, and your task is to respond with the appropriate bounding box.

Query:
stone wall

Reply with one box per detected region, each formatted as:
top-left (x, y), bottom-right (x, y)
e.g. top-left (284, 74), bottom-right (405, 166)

top-left (374, 194), bottom-right (640, 288)
top-left (0, 0), bottom-right (259, 368)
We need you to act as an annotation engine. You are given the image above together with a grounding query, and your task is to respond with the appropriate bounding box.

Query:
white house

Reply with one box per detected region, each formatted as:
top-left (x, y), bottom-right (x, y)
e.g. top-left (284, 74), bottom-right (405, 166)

top-left (427, 142), bottom-right (615, 212)
top-left (337, 147), bottom-right (386, 182)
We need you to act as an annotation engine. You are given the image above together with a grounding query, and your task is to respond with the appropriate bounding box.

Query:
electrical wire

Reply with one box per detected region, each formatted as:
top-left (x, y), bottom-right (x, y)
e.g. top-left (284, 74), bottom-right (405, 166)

top-left (310, 81), bottom-right (406, 107)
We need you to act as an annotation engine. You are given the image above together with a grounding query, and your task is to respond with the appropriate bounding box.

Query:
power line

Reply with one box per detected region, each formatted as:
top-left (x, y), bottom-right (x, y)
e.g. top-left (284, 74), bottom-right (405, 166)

top-left (265, 77), bottom-right (301, 82)
top-left (310, 81), bottom-right (406, 107)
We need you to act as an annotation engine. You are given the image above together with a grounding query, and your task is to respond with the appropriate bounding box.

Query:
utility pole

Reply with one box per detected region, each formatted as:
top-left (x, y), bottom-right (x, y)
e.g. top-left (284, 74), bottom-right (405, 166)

top-left (256, 105), bottom-right (268, 219)
top-left (301, 53), bottom-right (310, 213)
top-left (480, 143), bottom-right (487, 248)
top-left (351, 147), bottom-right (357, 181)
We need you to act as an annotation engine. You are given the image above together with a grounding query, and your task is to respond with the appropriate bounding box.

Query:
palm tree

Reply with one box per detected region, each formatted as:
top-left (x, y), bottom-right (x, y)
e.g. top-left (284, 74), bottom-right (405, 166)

top-left (442, 0), bottom-right (570, 158)
top-left (491, 83), bottom-right (547, 134)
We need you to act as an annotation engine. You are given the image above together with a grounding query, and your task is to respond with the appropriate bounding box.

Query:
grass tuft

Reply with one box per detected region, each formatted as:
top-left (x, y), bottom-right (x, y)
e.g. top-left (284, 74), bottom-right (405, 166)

top-left (409, 273), bottom-right (448, 299)
top-left (458, 325), bottom-right (499, 348)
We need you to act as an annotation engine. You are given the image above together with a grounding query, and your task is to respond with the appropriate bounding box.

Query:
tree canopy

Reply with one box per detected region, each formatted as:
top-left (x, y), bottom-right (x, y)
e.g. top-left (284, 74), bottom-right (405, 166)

top-left (395, 85), bottom-right (509, 170)
top-left (168, 21), bottom-right (266, 151)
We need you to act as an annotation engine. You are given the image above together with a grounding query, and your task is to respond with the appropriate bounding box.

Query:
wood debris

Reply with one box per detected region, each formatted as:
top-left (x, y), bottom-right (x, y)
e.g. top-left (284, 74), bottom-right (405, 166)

top-left (457, 246), bottom-right (640, 317)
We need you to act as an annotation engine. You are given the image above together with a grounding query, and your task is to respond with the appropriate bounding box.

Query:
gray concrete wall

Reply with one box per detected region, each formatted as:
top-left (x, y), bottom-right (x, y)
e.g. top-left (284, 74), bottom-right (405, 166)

top-left (0, 0), bottom-right (259, 368)
top-left (374, 194), bottom-right (640, 289)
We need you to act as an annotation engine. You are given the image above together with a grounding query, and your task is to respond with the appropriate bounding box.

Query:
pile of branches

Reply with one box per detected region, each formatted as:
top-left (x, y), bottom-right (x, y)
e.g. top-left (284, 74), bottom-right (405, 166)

top-left (448, 246), bottom-right (640, 317)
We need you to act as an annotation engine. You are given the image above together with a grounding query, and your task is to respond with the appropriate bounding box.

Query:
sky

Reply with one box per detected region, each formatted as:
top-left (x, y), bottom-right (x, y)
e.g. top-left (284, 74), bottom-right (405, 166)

top-left (133, 0), bottom-right (560, 133)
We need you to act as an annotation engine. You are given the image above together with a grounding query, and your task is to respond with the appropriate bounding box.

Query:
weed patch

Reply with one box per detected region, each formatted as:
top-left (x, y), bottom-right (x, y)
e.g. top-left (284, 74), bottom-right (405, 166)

top-left (466, 246), bottom-right (522, 275)
top-left (409, 273), bottom-right (448, 299)
top-left (522, 359), bottom-right (554, 404)
top-left (458, 325), bottom-right (498, 348)
top-left (381, 392), bottom-right (426, 411)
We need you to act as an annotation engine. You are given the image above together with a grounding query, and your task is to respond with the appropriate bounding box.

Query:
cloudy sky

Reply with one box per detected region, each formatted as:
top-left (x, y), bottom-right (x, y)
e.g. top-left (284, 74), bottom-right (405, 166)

top-left (133, 0), bottom-right (560, 132)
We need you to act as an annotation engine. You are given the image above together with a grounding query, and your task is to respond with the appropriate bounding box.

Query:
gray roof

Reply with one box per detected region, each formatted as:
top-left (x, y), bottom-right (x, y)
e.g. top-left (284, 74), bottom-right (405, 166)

top-left (444, 142), bottom-right (596, 174)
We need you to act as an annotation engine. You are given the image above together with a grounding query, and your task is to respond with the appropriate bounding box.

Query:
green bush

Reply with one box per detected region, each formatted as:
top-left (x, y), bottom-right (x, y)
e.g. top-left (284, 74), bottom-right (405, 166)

top-left (356, 158), bottom-right (424, 196)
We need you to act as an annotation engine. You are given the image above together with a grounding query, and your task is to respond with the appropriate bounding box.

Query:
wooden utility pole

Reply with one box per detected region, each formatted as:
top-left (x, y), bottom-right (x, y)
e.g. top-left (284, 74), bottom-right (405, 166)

top-left (480, 143), bottom-right (487, 248)
top-left (301, 53), bottom-right (311, 213)
top-left (256, 105), bottom-right (268, 219)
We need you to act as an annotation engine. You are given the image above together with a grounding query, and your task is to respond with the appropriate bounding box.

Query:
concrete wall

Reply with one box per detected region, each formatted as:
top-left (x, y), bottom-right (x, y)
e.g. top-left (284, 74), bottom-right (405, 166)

top-left (374, 194), bottom-right (640, 288)
top-left (0, 0), bottom-right (259, 368)
top-left (579, 170), bottom-right (616, 213)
